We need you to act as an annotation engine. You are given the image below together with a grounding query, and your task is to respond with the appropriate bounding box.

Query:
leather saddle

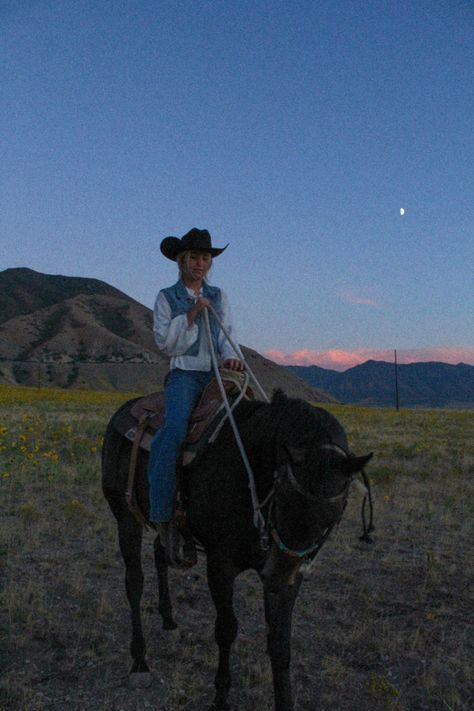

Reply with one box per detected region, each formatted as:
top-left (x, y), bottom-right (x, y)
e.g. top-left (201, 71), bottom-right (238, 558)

top-left (115, 369), bottom-right (255, 467)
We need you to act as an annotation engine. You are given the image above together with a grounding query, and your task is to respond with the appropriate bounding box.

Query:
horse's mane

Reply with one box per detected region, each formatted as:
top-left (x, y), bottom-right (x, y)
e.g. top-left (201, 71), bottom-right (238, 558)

top-left (225, 389), bottom-right (347, 458)
top-left (268, 389), bottom-right (349, 451)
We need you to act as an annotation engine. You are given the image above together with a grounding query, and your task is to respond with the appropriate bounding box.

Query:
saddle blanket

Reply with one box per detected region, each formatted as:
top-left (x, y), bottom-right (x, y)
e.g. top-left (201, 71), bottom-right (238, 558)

top-left (113, 370), bottom-right (254, 467)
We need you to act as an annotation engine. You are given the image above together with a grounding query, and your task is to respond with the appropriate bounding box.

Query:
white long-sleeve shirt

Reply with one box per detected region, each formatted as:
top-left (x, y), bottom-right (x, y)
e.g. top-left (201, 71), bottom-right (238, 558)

top-left (153, 285), bottom-right (242, 371)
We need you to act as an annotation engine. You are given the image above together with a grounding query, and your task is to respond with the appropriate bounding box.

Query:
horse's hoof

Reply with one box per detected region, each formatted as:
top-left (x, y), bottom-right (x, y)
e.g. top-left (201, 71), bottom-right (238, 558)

top-left (129, 671), bottom-right (153, 688)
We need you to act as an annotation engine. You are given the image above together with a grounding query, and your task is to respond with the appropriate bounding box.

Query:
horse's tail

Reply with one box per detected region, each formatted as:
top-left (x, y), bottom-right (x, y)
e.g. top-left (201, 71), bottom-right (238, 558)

top-left (101, 397), bottom-right (141, 519)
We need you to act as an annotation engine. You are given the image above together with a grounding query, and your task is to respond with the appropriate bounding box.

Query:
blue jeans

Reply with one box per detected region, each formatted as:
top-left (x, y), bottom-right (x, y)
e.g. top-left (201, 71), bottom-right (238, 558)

top-left (147, 368), bottom-right (213, 522)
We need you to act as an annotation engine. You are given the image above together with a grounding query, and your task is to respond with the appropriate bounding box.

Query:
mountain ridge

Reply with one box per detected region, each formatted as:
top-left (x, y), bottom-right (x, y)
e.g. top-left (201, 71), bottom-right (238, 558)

top-left (286, 360), bottom-right (474, 408)
top-left (0, 268), bottom-right (334, 401)
top-left (0, 267), bottom-right (141, 325)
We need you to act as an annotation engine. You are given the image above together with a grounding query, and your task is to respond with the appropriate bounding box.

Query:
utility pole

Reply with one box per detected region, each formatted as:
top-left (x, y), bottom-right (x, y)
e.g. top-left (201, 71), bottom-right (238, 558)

top-left (394, 349), bottom-right (399, 411)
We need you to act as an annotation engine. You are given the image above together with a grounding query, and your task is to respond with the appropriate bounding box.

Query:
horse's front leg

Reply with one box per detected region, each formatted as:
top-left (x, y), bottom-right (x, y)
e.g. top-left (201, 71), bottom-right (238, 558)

top-left (117, 513), bottom-right (149, 676)
top-left (263, 574), bottom-right (303, 711)
top-left (153, 533), bottom-right (177, 630)
top-left (207, 557), bottom-right (238, 711)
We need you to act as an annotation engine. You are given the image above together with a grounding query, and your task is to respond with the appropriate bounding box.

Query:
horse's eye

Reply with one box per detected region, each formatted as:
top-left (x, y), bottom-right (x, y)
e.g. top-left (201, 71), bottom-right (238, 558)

top-left (285, 445), bottom-right (306, 465)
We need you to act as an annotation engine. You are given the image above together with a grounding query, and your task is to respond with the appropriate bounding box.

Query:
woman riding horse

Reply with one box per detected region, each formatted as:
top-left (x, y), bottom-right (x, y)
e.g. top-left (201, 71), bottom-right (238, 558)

top-left (148, 228), bottom-right (244, 566)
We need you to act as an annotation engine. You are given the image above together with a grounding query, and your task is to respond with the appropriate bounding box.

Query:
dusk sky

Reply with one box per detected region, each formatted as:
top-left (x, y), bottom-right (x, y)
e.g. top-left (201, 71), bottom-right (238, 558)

top-left (1, 1), bottom-right (473, 370)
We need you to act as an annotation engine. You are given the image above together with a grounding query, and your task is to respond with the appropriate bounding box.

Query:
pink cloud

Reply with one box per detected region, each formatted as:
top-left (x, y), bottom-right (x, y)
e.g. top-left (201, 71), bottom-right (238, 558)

top-left (264, 346), bottom-right (474, 371)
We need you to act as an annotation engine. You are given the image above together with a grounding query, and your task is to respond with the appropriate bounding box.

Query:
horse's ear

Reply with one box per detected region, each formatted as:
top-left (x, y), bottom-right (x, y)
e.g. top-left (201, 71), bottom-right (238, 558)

top-left (344, 452), bottom-right (373, 474)
top-left (271, 388), bottom-right (288, 406)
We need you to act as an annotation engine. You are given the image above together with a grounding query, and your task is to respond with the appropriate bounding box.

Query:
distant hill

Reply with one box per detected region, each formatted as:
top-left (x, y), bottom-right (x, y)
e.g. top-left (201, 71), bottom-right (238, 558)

top-left (286, 360), bottom-right (474, 409)
top-left (0, 268), bottom-right (334, 401)
top-left (0, 267), bottom-right (141, 324)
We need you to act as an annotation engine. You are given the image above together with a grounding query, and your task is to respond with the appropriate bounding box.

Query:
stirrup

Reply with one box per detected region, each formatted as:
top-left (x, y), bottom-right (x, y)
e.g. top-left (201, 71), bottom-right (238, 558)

top-left (164, 520), bottom-right (197, 570)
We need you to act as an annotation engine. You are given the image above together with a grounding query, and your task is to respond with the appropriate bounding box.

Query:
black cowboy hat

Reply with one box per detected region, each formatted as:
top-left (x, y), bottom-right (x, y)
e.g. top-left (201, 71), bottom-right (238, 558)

top-left (160, 228), bottom-right (228, 261)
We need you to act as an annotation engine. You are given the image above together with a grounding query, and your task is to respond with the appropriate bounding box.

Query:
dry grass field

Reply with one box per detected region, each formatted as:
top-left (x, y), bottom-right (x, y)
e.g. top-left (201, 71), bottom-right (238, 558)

top-left (0, 384), bottom-right (472, 710)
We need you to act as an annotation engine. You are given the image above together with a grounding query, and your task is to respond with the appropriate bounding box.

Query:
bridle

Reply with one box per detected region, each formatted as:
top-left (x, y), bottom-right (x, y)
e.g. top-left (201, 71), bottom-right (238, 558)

top-left (260, 443), bottom-right (353, 561)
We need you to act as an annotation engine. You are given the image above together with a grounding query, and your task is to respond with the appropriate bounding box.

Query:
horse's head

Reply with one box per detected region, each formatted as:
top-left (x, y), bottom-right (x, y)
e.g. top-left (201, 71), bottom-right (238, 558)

top-left (261, 393), bottom-right (372, 590)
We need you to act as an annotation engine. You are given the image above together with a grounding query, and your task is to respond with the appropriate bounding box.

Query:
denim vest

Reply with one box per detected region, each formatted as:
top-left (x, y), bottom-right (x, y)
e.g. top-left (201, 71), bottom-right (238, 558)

top-left (160, 280), bottom-right (223, 357)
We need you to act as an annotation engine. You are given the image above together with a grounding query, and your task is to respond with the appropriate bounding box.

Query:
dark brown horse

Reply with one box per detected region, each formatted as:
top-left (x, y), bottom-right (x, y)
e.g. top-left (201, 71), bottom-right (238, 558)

top-left (102, 389), bottom-right (372, 710)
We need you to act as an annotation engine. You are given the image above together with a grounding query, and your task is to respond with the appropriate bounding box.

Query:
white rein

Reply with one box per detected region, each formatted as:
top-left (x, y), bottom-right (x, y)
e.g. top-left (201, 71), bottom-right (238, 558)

top-left (203, 306), bottom-right (270, 547)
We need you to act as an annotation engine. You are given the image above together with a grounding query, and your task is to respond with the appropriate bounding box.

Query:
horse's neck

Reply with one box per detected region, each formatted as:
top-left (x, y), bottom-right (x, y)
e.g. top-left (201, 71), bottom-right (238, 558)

top-left (237, 401), bottom-right (281, 484)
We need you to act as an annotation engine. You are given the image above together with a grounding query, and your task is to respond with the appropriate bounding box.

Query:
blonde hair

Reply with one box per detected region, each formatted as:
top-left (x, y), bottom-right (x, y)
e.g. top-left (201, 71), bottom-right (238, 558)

top-left (177, 250), bottom-right (212, 281)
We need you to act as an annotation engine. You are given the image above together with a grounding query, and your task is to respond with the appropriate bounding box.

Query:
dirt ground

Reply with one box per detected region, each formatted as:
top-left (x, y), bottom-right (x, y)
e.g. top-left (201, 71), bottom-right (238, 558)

top-left (1, 477), bottom-right (472, 711)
